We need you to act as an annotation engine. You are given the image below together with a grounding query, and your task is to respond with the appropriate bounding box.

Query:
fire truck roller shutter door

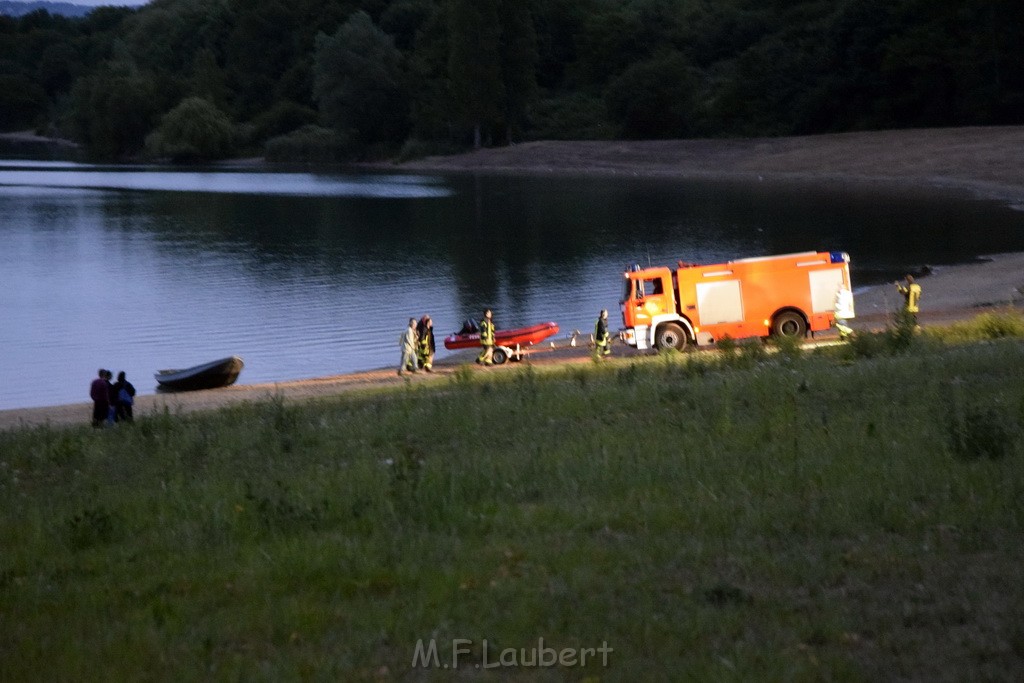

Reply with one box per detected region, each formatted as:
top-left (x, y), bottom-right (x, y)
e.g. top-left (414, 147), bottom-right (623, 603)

top-left (695, 280), bottom-right (744, 325)
top-left (809, 268), bottom-right (846, 313)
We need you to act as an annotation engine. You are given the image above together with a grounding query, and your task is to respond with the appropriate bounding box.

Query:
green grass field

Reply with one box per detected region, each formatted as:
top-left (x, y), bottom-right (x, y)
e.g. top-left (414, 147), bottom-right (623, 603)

top-left (2, 313), bottom-right (1023, 681)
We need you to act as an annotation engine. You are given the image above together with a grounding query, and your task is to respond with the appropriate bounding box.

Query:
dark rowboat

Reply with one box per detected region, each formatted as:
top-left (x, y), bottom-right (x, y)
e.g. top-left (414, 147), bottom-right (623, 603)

top-left (443, 321), bottom-right (560, 351)
top-left (155, 355), bottom-right (244, 392)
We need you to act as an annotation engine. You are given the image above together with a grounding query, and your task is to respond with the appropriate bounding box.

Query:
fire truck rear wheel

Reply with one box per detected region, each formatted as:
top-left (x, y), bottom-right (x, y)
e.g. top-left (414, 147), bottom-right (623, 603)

top-left (772, 311), bottom-right (807, 338)
top-left (655, 323), bottom-right (689, 351)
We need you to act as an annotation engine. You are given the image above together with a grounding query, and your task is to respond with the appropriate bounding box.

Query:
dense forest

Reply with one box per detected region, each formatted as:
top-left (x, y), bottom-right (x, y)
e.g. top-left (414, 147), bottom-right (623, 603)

top-left (1, 0), bottom-right (1022, 162)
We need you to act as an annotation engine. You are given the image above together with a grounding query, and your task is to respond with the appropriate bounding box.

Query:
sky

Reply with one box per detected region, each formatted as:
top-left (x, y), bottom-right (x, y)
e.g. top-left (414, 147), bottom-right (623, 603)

top-left (9, 0), bottom-right (149, 5)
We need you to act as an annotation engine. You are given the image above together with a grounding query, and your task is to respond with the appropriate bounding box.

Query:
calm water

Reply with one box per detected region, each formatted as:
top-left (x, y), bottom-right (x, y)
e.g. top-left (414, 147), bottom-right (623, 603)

top-left (3, 160), bottom-right (1024, 410)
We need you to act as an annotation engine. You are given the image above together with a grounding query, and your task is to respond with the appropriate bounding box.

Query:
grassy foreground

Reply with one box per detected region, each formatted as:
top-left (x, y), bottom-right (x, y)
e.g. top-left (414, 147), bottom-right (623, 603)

top-left (2, 315), bottom-right (1024, 681)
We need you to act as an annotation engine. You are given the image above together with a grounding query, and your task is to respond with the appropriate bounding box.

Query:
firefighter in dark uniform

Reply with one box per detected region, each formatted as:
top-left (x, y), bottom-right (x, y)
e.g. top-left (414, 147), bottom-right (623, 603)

top-left (594, 309), bottom-right (611, 357)
top-left (477, 308), bottom-right (495, 366)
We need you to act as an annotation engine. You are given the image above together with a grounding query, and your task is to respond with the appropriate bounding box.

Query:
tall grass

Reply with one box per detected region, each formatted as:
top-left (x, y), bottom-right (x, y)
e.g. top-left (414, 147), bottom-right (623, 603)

top-left (926, 309), bottom-right (1024, 344)
top-left (2, 331), bottom-right (1023, 680)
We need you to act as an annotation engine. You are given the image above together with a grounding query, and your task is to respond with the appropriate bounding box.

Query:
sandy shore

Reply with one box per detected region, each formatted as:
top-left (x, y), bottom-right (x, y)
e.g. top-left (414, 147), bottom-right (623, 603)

top-left (395, 126), bottom-right (1024, 205)
top-left (3, 249), bottom-right (1021, 432)
top-left (851, 252), bottom-right (1024, 323)
top-left (4, 127), bottom-right (1024, 431)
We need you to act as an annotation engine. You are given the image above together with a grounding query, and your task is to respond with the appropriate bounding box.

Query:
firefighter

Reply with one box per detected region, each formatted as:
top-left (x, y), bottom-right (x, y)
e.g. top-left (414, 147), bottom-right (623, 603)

top-left (477, 308), bottom-right (495, 366)
top-left (416, 314), bottom-right (435, 372)
top-left (895, 274), bottom-right (922, 328)
top-left (833, 284), bottom-right (854, 341)
top-left (398, 318), bottom-right (418, 375)
top-left (594, 309), bottom-right (612, 357)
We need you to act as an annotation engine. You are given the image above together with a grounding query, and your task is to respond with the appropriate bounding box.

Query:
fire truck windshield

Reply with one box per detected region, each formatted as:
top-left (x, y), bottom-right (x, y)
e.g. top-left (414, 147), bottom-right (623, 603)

top-left (624, 276), bottom-right (664, 301)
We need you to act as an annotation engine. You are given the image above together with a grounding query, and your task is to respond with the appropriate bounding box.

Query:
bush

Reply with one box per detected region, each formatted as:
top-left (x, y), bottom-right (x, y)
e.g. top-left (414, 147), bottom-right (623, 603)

top-left (249, 101), bottom-right (319, 143)
top-left (264, 125), bottom-right (352, 163)
top-left (395, 138), bottom-right (466, 162)
top-left (848, 330), bottom-right (886, 359)
top-left (884, 309), bottom-right (919, 353)
top-left (526, 93), bottom-right (613, 140)
top-left (145, 97), bottom-right (235, 162)
top-left (927, 310), bottom-right (1024, 344)
top-left (947, 402), bottom-right (1018, 461)
top-left (715, 334), bottom-right (737, 355)
top-left (734, 338), bottom-right (768, 368)
top-left (66, 506), bottom-right (116, 550)
top-left (770, 333), bottom-right (804, 363)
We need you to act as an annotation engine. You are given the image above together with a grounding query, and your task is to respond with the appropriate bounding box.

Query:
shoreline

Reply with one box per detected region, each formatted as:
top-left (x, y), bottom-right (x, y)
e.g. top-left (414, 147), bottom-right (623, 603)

top-left (390, 127), bottom-right (1024, 206)
top-left (4, 126), bottom-right (1024, 429)
top-left (2, 250), bottom-right (1022, 431)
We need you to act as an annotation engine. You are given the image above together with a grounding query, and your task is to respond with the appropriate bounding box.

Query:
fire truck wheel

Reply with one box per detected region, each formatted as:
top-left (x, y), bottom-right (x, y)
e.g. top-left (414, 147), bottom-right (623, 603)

top-left (655, 323), bottom-right (689, 351)
top-left (772, 311), bottom-right (807, 338)
top-left (491, 348), bottom-right (508, 364)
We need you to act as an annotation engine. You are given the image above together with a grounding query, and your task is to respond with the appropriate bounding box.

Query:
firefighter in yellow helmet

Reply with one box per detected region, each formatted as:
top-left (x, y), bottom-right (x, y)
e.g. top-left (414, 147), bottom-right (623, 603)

top-left (895, 274), bottom-right (922, 328)
top-left (476, 308), bottom-right (495, 366)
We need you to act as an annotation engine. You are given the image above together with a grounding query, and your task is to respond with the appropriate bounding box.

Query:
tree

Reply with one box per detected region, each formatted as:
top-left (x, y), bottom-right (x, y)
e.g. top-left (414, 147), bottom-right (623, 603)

top-left (447, 0), bottom-right (503, 148)
top-left (405, 3), bottom-right (452, 142)
top-left (496, 0), bottom-right (538, 143)
top-left (145, 96), bottom-right (235, 161)
top-left (189, 47), bottom-right (230, 110)
top-left (604, 50), bottom-right (700, 139)
top-left (70, 57), bottom-right (161, 159)
top-left (0, 74), bottom-right (48, 130)
top-left (313, 11), bottom-right (410, 150)
top-left (224, 1), bottom-right (296, 119)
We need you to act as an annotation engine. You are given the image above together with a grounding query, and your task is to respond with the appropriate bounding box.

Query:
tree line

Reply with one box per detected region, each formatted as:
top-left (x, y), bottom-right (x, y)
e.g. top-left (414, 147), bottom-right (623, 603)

top-left (1, 0), bottom-right (1022, 162)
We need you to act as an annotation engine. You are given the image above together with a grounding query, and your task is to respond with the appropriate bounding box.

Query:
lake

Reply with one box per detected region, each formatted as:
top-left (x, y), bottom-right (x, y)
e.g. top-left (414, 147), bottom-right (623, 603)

top-left (2, 160), bottom-right (1024, 410)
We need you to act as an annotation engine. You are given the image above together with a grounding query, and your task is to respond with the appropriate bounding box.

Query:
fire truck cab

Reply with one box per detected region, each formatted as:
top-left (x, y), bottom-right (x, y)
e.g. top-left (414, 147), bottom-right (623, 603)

top-left (620, 251), bottom-right (853, 350)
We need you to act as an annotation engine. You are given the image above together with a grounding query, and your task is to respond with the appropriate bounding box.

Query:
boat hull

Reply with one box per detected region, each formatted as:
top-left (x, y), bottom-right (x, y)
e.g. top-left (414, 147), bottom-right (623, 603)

top-left (155, 356), bottom-right (244, 392)
top-left (443, 322), bottom-right (559, 350)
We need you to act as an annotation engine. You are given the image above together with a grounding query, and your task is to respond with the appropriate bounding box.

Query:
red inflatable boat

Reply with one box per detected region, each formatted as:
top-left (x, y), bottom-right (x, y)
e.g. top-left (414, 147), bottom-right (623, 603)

top-left (444, 321), bottom-right (560, 363)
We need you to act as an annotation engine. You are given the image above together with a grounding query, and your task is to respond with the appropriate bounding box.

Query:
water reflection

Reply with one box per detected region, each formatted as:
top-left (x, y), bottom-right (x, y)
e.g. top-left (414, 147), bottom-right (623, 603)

top-left (2, 163), bottom-right (1024, 410)
top-left (0, 161), bottom-right (450, 198)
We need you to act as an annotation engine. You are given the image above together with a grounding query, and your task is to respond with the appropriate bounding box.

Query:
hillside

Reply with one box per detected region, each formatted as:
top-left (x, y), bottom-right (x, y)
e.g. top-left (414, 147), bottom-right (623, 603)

top-left (1, 2), bottom-right (94, 18)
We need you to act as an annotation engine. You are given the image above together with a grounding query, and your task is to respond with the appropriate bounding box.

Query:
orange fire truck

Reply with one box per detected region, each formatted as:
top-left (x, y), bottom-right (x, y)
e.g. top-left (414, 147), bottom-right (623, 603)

top-left (620, 251), bottom-right (853, 350)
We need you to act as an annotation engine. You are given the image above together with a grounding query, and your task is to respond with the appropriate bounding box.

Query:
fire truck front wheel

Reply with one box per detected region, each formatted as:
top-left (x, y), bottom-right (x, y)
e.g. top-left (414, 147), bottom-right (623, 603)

top-left (655, 323), bottom-right (689, 351)
top-left (771, 311), bottom-right (807, 338)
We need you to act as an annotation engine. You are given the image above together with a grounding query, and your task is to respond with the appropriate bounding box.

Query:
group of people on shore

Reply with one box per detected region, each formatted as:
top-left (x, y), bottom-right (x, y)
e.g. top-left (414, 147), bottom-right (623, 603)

top-left (89, 368), bottom-right (136, 427)
top-left (398, 315), bottom-right (437, 375)
top-left (399, 308), bottom-right (614, 375)
top-left (403, 275), bottom-right (921, 374)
